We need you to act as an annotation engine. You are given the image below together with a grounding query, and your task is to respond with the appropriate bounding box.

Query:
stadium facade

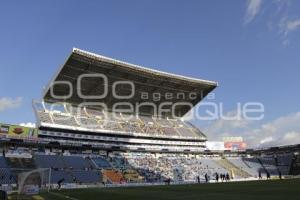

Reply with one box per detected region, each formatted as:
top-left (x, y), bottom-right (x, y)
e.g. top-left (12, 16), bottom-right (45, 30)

top-left (0, 48), bottom-right (299, 192)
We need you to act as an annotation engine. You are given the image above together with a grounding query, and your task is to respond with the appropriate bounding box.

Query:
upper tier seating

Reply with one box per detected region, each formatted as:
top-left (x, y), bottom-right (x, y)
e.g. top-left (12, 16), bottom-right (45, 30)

top-left (177, 127), bottom-right (196, 137)
top-left (37, 104), bottom-right (204, 139)
top-left (37, 111), bottom-right (53, 124)
top-left (51, 113), bottom-right (78, 127)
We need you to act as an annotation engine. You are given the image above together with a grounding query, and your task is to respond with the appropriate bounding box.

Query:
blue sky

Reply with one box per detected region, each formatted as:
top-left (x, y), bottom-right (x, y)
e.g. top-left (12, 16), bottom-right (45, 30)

top-left (0, 0), bottom-right (300, 147)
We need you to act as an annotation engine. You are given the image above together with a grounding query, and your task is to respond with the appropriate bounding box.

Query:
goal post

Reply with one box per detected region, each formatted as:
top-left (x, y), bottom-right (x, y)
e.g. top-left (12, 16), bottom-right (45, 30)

top-left (18, 168), bottom-right (52, 194)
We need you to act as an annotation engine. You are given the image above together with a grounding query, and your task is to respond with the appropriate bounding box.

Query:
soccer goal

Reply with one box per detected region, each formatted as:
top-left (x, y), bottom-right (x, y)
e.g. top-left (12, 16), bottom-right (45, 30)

top-left (17, 168), bottom-right (52, 195)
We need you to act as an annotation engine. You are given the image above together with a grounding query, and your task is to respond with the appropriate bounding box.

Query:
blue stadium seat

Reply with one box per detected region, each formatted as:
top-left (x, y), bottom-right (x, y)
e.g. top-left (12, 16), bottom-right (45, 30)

top-left (92, 157), bottom-right (111, 169)
top-left (62, 156), bottom-right (93, 169)
top-left (71, 170), bottom-right (101, 183)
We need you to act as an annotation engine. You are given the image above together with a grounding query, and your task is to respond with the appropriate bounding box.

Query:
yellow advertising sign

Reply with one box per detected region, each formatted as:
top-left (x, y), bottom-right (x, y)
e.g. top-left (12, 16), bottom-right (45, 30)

top-left (0, 123), bottom-right (38, 138)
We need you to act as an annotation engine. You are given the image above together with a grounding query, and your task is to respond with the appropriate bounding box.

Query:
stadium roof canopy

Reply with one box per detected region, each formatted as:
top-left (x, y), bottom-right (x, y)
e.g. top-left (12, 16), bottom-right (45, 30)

top-left (43, 48), bottom-right (217, 117)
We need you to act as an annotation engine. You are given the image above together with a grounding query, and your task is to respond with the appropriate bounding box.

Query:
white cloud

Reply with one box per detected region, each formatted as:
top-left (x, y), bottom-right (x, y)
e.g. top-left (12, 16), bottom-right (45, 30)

top-left (203, 111), bottom-right (300, 148)
top-left (0, 97), bottom-right (23, 112)
top-left (259, 136), bottom-right (274, 145)
top-left (286, 19), bottom-right (300, 31)
top-left (243, 0), bottom-right (300, 45)
top-left (273, 0), bottom-right (300, 45)
top-left (244, 0), bottom-right (263, 24)
top-left (19, 122), bottom-right (36, 128)
top-left (203, 110), bottom-right (251, 139)
top-left (280, 18), bottom-right (300, 36)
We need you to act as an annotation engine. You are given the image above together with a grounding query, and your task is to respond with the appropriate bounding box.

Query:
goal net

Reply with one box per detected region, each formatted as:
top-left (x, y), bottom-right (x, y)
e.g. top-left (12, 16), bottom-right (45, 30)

top-left (18, 168), bottom-right (52, 194)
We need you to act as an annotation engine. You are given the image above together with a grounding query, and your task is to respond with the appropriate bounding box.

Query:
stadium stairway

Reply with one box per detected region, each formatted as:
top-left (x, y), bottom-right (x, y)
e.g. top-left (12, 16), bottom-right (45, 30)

top-left (215, 158), bottom-right (252, 178)
top-left (242, 159), bottom-right (252, 168)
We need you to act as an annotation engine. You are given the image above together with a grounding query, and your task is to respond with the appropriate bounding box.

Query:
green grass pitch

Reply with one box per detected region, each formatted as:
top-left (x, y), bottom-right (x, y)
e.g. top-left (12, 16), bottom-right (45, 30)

top-left (10, 179), bottom-right (300, 200)
top-left (12, 178), bottom-right (300, 200)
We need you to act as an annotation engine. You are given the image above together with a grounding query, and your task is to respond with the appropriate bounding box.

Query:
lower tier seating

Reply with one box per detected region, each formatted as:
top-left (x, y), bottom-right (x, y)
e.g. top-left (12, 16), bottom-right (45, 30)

top-left (102, 169), bottom-right (124, 183)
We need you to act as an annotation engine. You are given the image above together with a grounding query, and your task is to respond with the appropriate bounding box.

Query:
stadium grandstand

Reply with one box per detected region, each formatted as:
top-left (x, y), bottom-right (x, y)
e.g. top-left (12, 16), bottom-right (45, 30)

top-left (0, 48), bottom-right (299, 195)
